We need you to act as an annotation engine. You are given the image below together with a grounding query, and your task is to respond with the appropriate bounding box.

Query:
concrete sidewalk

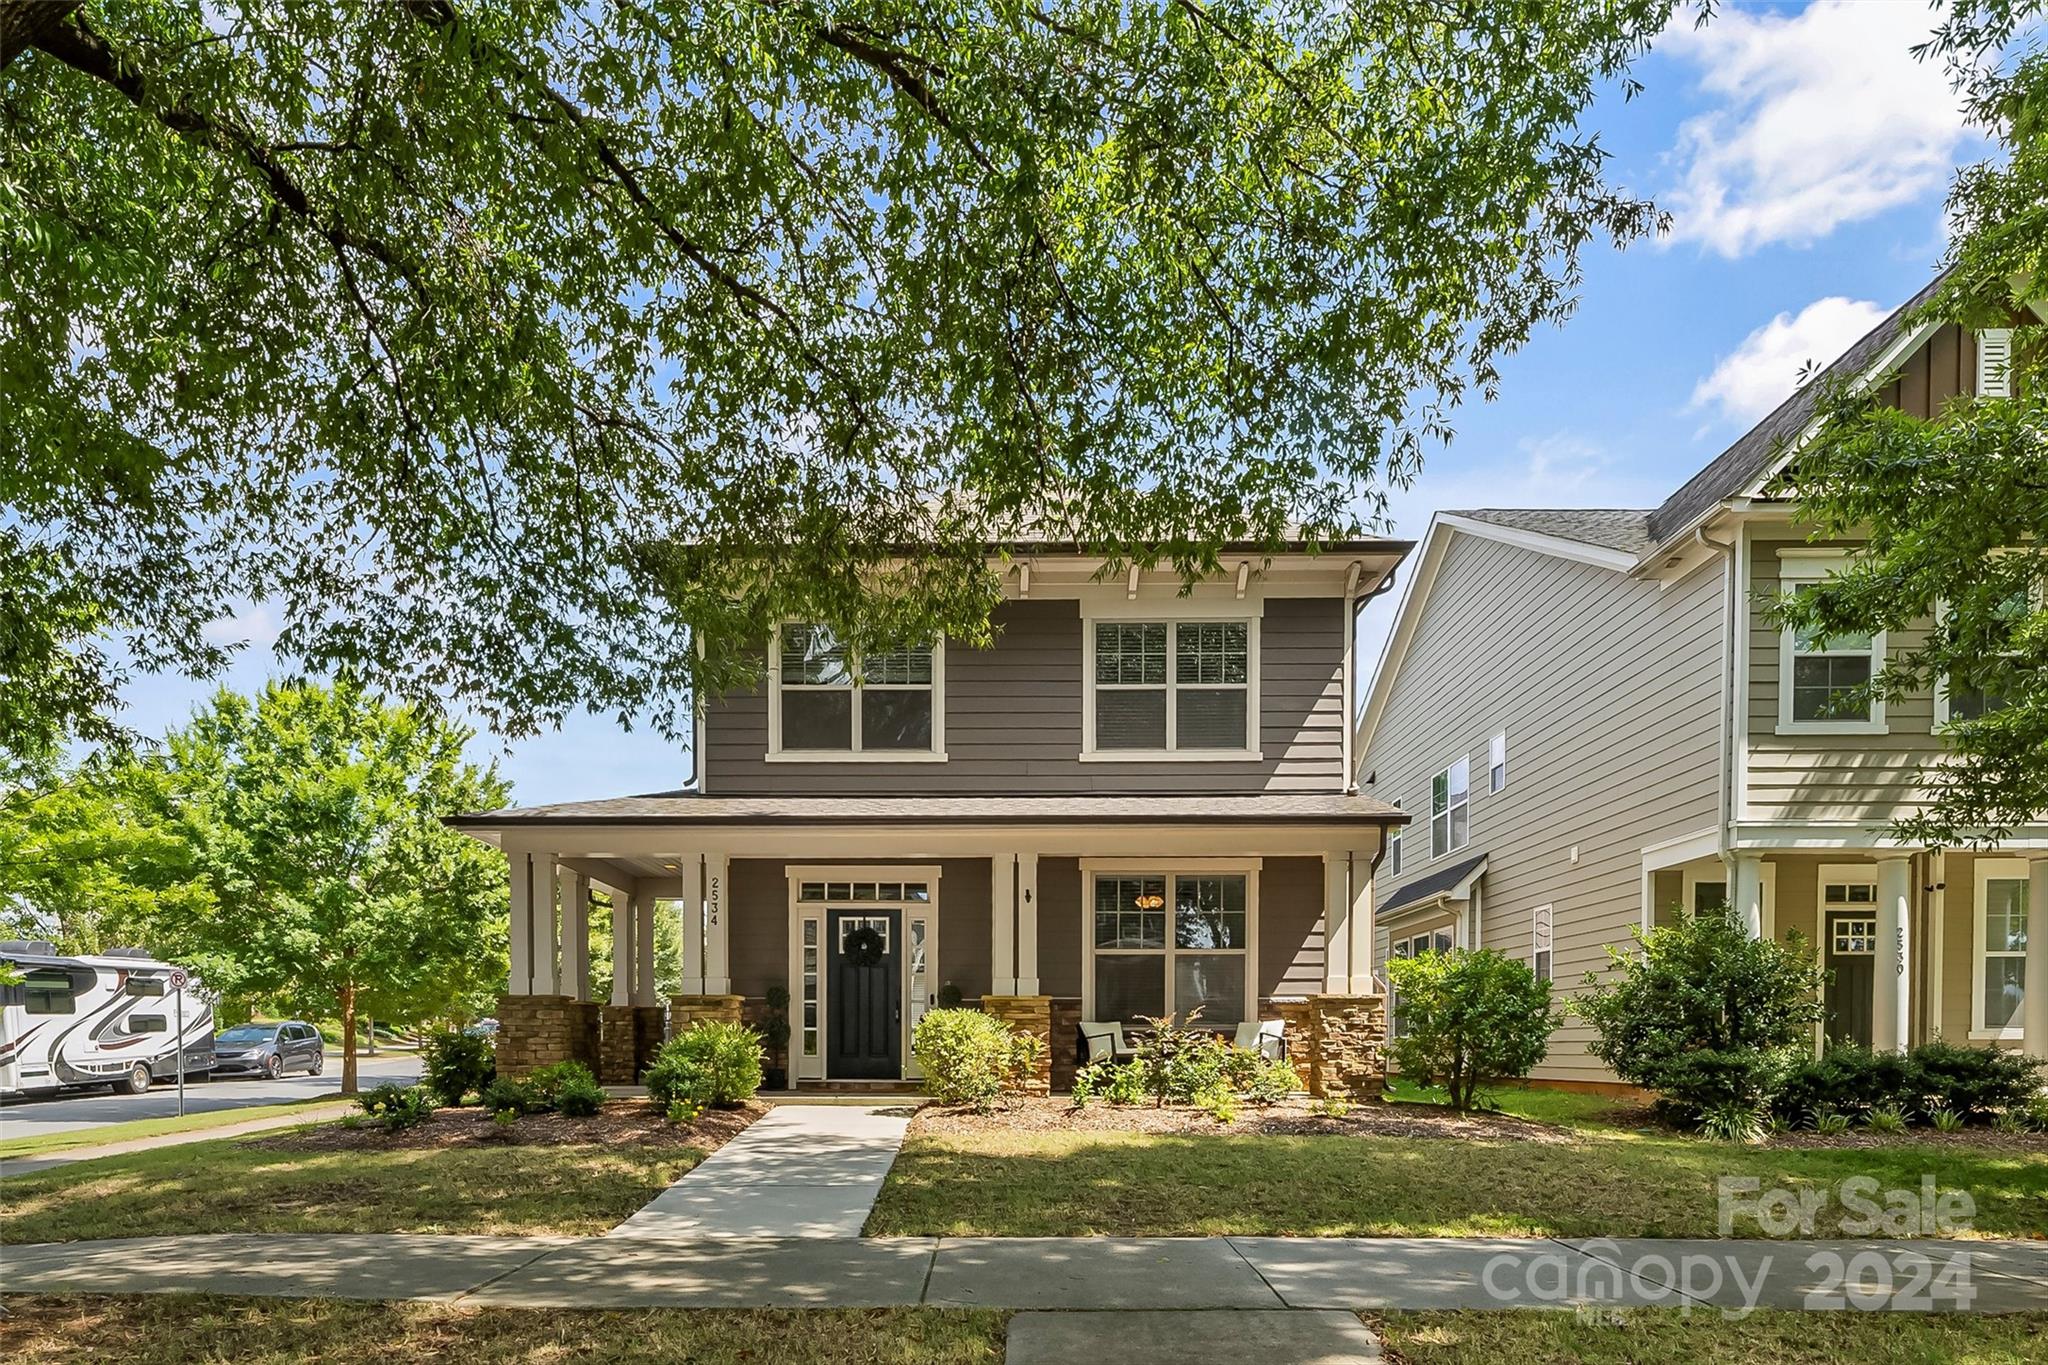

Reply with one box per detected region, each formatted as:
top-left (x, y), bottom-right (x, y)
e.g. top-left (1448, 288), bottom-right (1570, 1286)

top-left (6, 1234), bottom-right (2046, 1312)
top-left (607, 1103), bottom-right (913, 1240)
top-left (0, 1102), bottom-right (358, 1180)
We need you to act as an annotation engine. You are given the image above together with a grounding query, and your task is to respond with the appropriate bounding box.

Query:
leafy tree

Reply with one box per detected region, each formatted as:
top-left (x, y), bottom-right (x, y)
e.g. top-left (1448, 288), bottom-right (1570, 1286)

top-left (1, 0), bottom-right (1676, 768)
top-left (1771, 0), bottom-right (2046, 848)
top-left (1385, 948), bottom-right (1557, 1111)
top-left (130, 681), bottom-right (510, 1092)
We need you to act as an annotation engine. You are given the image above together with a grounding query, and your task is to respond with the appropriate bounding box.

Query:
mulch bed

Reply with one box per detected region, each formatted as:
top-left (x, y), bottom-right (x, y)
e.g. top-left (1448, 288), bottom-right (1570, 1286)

top-left (910, 1095), bottom-right (1579, 1143)
top-left (1761, 1125), bottom-right (2048, 1153)
top-left (251, 1098), bottom-right (768, 1153)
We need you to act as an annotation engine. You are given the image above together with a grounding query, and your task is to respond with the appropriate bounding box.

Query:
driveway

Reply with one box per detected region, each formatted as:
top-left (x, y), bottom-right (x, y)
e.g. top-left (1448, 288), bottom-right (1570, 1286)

top-left (0, 1053), bottom-right (421, 1140)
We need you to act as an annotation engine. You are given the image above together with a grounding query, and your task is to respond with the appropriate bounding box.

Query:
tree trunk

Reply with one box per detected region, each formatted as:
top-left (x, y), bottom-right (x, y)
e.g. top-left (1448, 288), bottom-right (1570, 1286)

top-left (340, 981), bottom-right (359, 1095)
top-left (0, 0), bottom-right (85, 70)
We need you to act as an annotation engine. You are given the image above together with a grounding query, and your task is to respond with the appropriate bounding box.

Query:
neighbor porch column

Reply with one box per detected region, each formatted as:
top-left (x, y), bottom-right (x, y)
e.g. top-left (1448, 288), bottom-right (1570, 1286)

top-left (1015, 853), bottom-right (1041, 995)
top-left (609, 883), bottom-right (635, 1007)
top-left (507, 850), bottom-right (535, 994)
top-left (2027, 854), bottom-right (2048, 1064)
top-left (678, 854), bottom-right (706, 994)
top-left (703, 852), bottom-right (731, 994)
top-left (991, 854), bottom-right (1018, 995)
top-left (1730, 852), bottom-right (1766, 938)
top-left (1874, 853), bottom-right (1912, 1052)
top-left (531, 853), bottom-right (561, 995)
top-left (1349, 850), bottom-right (1374, 994)
top-left (633, 885), bottom-right (658, 1007)
top-left (560, 867), bottom-right (591, 1002)
top-left (1322, 852), bottom-right (1351, 991)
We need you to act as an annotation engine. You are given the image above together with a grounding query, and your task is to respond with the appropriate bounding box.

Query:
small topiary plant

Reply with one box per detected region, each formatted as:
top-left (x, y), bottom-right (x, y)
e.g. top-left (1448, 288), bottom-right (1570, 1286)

top-left (555, 1072), bottom-right (606, 1118)
top-left (649, 1021), bottom-right (764, 1107)
top-left (524, 1060), bottom-right (600, 1113)
top-left (912, 1008), bottom-right (1042, 1112)
top-left (420, 1029), bottom-right (496, 1106)
top-left (481, 1075), bottom-right (531, 1117)
top-left (357, 1082), bottom-right (435, 1132)
top-left (1387, 948), bottom-right (1559, 1111)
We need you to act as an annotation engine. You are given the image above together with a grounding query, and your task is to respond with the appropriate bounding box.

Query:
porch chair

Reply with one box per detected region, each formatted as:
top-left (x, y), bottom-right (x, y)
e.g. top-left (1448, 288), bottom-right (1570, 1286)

top-left (1078, 1020), bottom-right (1137, 1065)
top-left (1232, 1018), bottom-right (1287, 1062)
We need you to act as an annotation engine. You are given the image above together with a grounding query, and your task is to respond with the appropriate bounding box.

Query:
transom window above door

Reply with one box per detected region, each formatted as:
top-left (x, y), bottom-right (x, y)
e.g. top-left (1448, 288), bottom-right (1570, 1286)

top-left (1088, 870), bottom-right (1251, 1028)
top-left (1085, 619), bottom-right (1257, 757)
top-left (770, 625), bottom-right (944, 760)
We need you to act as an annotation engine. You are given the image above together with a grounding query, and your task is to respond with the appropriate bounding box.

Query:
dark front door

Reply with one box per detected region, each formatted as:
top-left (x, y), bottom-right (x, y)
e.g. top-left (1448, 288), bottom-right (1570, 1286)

top-left (827, 910), bottom-right (901, 1079)
top-left (1825, 910), bottom-right (1876, 1049)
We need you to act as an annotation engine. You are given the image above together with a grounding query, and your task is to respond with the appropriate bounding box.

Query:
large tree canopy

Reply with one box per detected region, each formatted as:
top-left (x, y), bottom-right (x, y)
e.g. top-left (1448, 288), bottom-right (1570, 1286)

top-left (1, 0), bottom-right (1674, 763)
top-left (1774, 0), bottom-right (2046, 848)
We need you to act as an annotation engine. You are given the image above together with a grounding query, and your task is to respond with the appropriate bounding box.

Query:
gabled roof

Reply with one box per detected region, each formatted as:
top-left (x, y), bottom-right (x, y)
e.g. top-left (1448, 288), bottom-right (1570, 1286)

top-left (1381, 850), bottom-right (1488, 917)
top-left (1451, 508), bottom-right (1654, 558)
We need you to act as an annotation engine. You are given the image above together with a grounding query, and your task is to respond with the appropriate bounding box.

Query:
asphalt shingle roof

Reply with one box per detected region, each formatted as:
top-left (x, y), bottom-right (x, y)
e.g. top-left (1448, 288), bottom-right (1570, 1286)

top-left (1380, 850), bottom-right (1489, 916)
top-left (1449, 508), bottom-right (1653, 557)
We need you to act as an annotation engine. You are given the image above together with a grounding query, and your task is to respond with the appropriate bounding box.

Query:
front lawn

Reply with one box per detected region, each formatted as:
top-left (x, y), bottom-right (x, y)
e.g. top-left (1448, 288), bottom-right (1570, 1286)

top-left (866, 1099), bottom-right (2048, 1239)
top-left (0, 1096), bottom-right (349, 1161)
top-left (1, 1101), bottom-right (761, 1244)
top-left (0, 1297), bottom-right (1005, 1365)
top-left (1375, 1309), bottom-right (2048, 1364)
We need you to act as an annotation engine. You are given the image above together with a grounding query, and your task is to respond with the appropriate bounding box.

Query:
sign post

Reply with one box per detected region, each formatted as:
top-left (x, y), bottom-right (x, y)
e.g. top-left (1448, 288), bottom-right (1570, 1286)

top-left (170, 967), bottom-right (188, 1117)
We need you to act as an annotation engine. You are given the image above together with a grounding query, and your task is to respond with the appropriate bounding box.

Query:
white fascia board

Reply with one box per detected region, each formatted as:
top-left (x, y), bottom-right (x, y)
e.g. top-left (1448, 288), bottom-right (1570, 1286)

top-left (1436, 514), bottom-right (1637, 573)
top-left (1739, 318), bottom-right (1944, 501)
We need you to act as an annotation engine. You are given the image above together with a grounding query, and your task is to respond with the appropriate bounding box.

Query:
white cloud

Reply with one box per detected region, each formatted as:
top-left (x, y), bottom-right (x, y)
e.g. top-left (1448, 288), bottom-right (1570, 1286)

top-left (1689, 295), bottom-right (1888, 425)
top-left (200, 602), bottom-right (281, 649)
top-left (1658, 0), bottom-right (1972, 257)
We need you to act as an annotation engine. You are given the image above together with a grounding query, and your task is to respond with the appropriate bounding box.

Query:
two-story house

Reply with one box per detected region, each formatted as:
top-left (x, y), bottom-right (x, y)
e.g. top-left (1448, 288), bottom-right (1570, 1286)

top-left (1357, 272), bottom-right (2047, 1090)
top-left (456, 535), bottom-right (1408, 1092)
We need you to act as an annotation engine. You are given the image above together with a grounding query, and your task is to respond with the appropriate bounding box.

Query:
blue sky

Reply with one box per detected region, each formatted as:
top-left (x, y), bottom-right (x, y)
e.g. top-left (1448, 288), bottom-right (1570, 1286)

top-left (118, 0), bottom-right (1988, 804)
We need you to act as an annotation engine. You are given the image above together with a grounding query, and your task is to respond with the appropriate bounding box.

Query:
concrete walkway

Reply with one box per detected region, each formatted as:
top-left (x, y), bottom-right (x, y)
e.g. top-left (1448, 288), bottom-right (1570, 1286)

top-left (0, 1102), bottom-right (358, 1180)
top-left (607, 1103), bottom-right (913, 1240)
top-left (6, 1235), bottom-right (2046, 1312)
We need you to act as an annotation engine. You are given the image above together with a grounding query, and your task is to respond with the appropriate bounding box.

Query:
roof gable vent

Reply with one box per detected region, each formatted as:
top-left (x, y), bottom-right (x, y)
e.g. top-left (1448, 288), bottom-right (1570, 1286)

top-left (1977, 328), bottom-right (2014, 399)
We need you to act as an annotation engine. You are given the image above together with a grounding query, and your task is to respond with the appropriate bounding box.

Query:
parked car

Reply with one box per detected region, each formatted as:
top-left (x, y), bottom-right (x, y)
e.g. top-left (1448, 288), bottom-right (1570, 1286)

top-left (211, 1020), bottom-right (325, 1079)
top-left (463, 1018), bottom-right (499, 1039)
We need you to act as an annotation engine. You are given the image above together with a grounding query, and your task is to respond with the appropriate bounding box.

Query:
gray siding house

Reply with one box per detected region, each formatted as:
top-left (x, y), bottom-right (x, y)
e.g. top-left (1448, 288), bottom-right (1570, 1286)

top-left (457, 539), bottom-right (1408, 1091)
top-left (1357, 275), bottom-right (2048, 1088)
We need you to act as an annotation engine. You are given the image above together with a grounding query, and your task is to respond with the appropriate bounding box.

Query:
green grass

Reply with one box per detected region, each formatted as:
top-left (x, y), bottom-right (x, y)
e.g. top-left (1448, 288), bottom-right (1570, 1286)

top-left (0, 1297), bottom-right (1005, 1365)
top-left (1381, 1079), bottom-right (1640, 1132)
top-left (1, 1134), bottom-right (708, 1243)
top-left (1375, 1309), bottom-right (2048, 1364)
top-left (867, 1126), bottom-right (2048, 1238)
top-left (0, 1096), bottom-right (350, 1160)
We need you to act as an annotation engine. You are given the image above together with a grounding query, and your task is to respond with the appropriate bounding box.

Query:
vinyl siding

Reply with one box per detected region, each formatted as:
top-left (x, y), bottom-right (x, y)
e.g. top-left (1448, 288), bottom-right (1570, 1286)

top-left (1361, 531), bottom-right (1724, 1082)
top-left (704, 597), bottom-right (1347, 794)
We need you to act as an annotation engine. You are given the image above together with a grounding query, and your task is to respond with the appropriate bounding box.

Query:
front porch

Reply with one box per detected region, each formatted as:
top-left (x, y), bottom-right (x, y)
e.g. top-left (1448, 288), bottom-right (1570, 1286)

top-left (454, 793), bottom-right (1405, 1097)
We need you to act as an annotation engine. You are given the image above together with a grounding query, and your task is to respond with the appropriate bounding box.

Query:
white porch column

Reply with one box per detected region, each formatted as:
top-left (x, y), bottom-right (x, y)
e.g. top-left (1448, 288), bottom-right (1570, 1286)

top-left (561, 868), bottom-right (590, 1002)
top-left (1874, 853), bottom-right (1912, 1052)
top-left (633, 886), bottom-right (658, 1007)
top-left (991, 855), bottom-right (1018, 995)
top-left (531, 854), bottom-right (561, 995)
top-left (2026, 855), bottom-right (2048, 1064)
top-left (609, 883), bottom-right (635, 1007)
top-left (1322, 852), bottom-right (1351, 991)
top-left (678, 855), bottom-right (706, 995)
top-left (1731, 853), bottom-right (1766, 939)
top-left (703, 852), bottom-right (731, 994)
top-left (1016, 854), bottom-right (1041, 995)
top-left (1350, 851), bottom-right (1374, 994)
top-left (507, 851), bottom-right (534, 995)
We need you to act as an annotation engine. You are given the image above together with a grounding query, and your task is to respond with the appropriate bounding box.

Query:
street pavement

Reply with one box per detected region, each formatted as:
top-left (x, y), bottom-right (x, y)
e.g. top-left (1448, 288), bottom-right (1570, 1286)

top-left (0, 1053), bottom-right (420, 1140)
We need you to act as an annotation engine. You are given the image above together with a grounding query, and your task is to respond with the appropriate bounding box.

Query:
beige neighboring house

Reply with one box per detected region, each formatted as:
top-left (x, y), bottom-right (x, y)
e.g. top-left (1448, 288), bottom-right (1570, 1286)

top-left (454, 533), bottom-right (1409, 1093)
top-left (1357, 273), bottom-right (2048, 1090)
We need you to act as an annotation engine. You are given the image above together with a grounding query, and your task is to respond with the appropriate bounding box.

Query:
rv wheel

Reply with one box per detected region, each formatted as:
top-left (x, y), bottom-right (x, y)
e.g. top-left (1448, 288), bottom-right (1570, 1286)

top-left (120, 1063), bottom-right (152, 1095)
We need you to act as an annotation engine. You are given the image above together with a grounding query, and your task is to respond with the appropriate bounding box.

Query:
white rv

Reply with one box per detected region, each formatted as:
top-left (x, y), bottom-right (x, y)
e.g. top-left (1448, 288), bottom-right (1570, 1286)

top-left (0, 941), bottom-right (216, 1096)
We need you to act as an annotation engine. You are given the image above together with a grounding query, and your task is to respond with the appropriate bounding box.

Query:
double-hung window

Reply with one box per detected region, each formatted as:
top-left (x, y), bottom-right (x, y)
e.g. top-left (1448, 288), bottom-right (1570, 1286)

top-left (1430, 757), bottom-right (1469, 858)
top-left (1532, 904), bottom-right (1554, 983)
top-left (1976, 860), bottom-right (2028, 1039)
top-left (1777, 553), bottom-right (1885, 733)
top-left (1938, 587), bottom-right (2028, 727)
top-left (771, 624), bottom-right (943, 758)
top-left (1488, 733), bottom-right (1507, 793)
top-left (1088, 869), bottom-right (1251, 1028)
top-left (1087, 619), bottom-right (1255, 756)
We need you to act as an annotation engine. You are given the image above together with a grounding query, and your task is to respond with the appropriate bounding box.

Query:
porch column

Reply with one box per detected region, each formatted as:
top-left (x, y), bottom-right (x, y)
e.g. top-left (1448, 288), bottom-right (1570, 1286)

top-left (1731, 853), bottom-right (1766, 938)
top-left (609, 883), bottom-right (635, 1007)
top-left (560, 867), bottom-right (590, 1002)
top-left (1350, 851), bottom-right (1374, 994)
top-left (633, 886), bottom-right (658, 1007)
top-left (703, 852), bottom-right (731, 994)
top-left (2027, 855), bottom-right (2048, 1064)
top-left (507, 851), bottom-right (535, 994)
top-left (1322, 852), bottom-right (1351, 991)
top-left (531, 854), bottom-right (561, 995)
top-left (991, 855), bottom-right (1018, 995)
top-left (1874, 853), bottom-right (1912, 1052)
top-left (678, 855), bottom-right (706, 994)
top-left (1016, 853), bottom-right (1041, 995)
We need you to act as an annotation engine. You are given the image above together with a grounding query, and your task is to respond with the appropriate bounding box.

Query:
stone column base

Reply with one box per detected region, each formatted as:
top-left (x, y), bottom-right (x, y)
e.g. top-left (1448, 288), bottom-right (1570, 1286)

top-left (1048, 999), bottom-right (1083, 1092)
top-left (1306, 993), bottom-right (1388, 1099)
top-left (599, 1003), bottom-right (662, 1084)
top-left (669, 993), bottom-right (745, 1038)
top-left (981, 994), bottom-right (1053, 1094)
top-left (1266, 997), bottom-right (1316, 1092)
top-left (496, 993), bottom-right (601, 1079)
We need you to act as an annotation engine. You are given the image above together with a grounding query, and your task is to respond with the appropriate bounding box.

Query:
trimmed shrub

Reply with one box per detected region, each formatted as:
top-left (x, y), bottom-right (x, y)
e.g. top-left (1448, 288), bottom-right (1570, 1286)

top-left (420, 1029), bottom-right (496, 1106)
top-left (656, 1021), bottom-right (765, 1106)
top-left (524, 1060), bottom-right (599, 1112)
top-left (1242, 1056), bottom-right (1301, 1106)
top-left (912, 1008), bottom-right (1041, 1112)
top-left (1071, 1057), bottom-right (1146, 1107)
top-left (357, 1082), bottom-right (435, 1132)
top-left (1386, 948), bottom-right (1558, 1110)
top-left (645, 1051), bottom-right (715, 1112)
top-left (1769, 1045), bottom-right (1914, 1125)
top-left (1909, 1040), bottom-right (2042, 1119)
top-left (480, 1076), bottom-right (531, 1117)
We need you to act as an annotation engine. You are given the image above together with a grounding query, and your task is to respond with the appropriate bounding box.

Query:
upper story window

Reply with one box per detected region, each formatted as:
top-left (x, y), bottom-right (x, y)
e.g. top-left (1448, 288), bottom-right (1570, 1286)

top-left (1532, 904), bottom-right (1554, 983)
top-left (1387, 809), bottom-right (1402, 878)
top-left (1430, 757), bottom-right (1469, 858)
top-left (1777, 553), bottom-right (1886, 735)
top-left (1488, 732), bottom-right (1507, 793)
top-left (769, 625), bottom-right (945, 761)
top-left (1084, 618), bottom-right (1257, 758)
top-left (1937, 587), bottom-right (2028, 728)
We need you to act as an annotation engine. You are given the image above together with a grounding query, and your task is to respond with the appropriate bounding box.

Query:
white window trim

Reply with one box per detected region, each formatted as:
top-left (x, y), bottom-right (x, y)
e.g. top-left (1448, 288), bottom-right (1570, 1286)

top-left (1932, 579), bottom-right (2033, 732)
top-left (1776, 551), bottom-right (1888, 736)
top-left (785, 865), bottom-right (944, 1083)
top-left (1488, 732), bottom-right (1507, 794)
top-left (1682, 868), bottom-right (1729, 915)
top-left (1972, 857), bottom-right (2028, 1042)
top-left (1079, 861), bottom-right (1261, 1026)
top-left (767, 626), bottom-right (948, 762)
top-left (1080, 614), bottom-right (1263, 761)
top-left (1531, 903), bottom-right (1554, 983)
top-left (1429, 756), bottom-right (1470, 861)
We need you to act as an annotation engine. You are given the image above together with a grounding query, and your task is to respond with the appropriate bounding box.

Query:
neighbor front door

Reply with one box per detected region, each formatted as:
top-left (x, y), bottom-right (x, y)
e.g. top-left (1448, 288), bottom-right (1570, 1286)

top-left (827, 910), bottom-right (901, 1079)
top-left (1824, 909), bottom-right (1876, 1049)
